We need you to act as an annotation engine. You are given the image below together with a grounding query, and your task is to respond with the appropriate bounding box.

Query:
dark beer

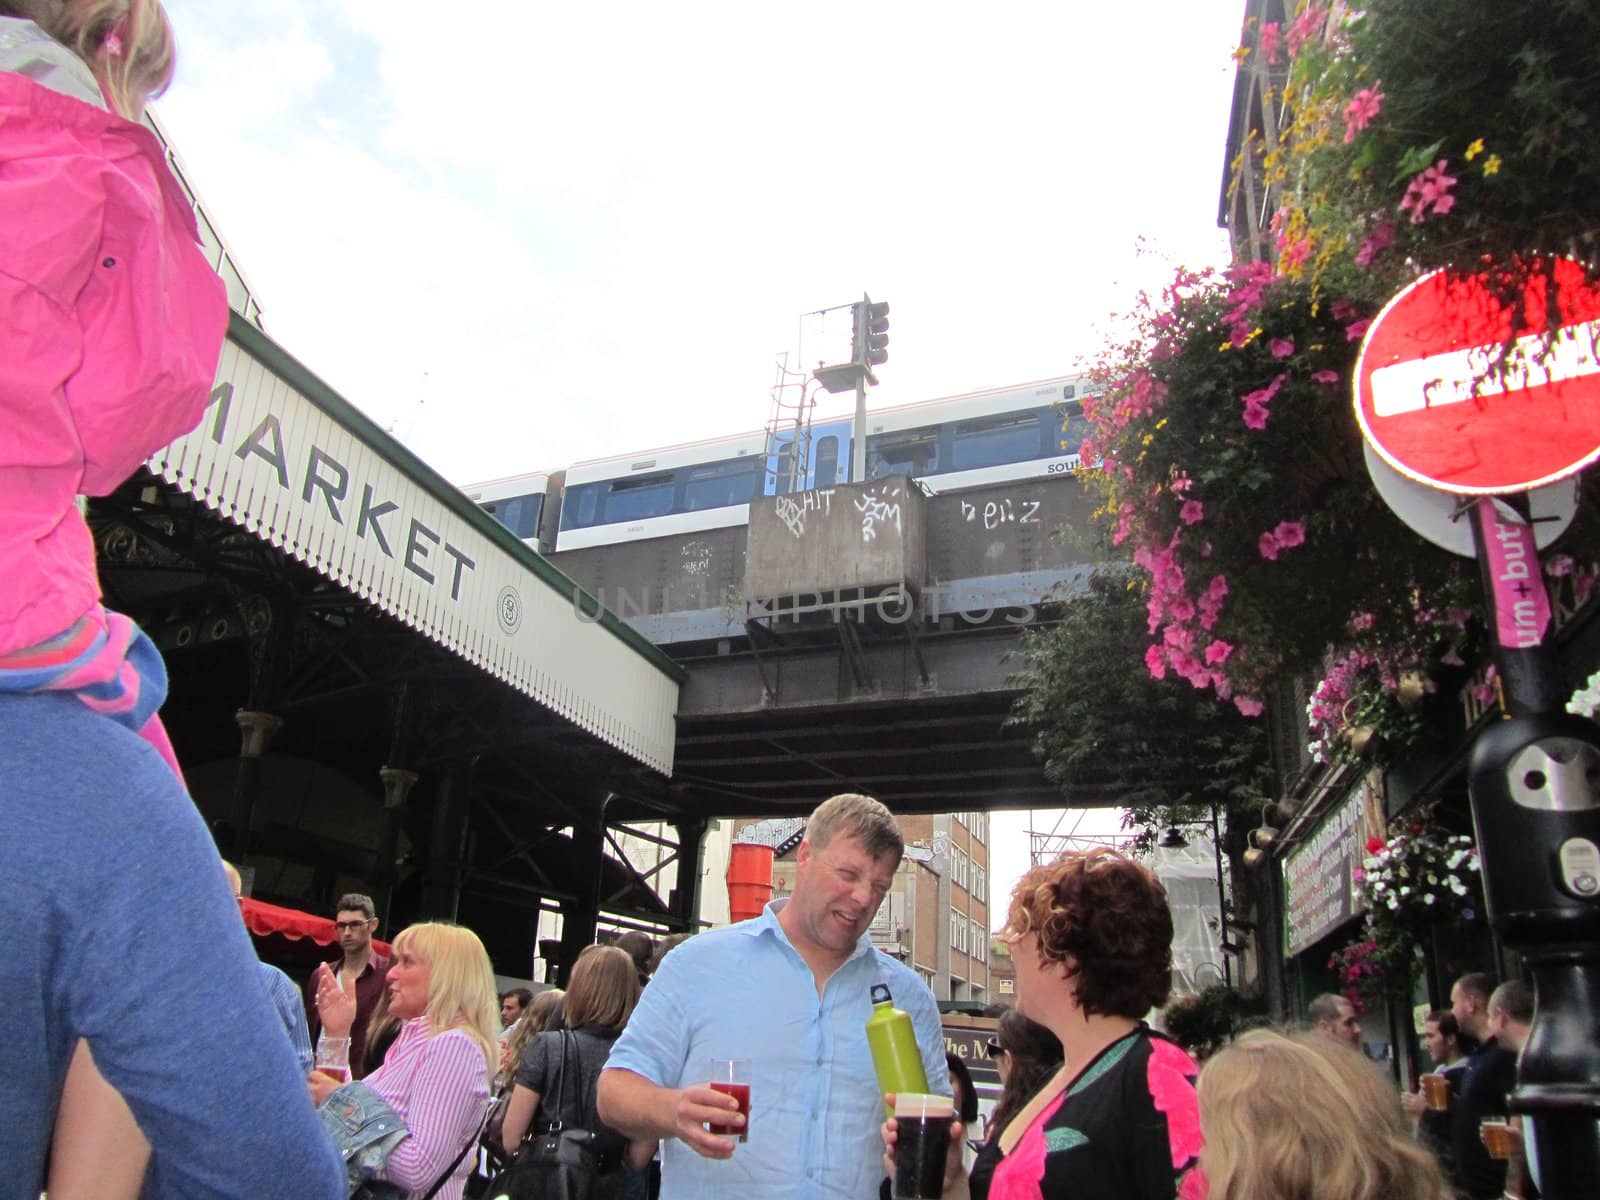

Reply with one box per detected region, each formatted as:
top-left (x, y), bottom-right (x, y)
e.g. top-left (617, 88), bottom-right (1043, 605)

top-left (894, 1093), bottom-right (954, 1200)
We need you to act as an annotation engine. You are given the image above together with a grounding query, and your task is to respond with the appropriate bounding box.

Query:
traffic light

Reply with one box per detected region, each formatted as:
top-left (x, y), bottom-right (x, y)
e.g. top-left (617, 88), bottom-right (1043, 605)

top-left (852, 295), bottom-right (889, 368)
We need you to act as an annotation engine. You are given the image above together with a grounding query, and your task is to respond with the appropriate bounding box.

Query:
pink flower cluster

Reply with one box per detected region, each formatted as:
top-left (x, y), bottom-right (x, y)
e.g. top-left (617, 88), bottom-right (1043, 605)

top-left (1285, 4), bottom-right (1326, 57)
top-left (1222, 261), bottom-right (1275, 347)
top-left (1242, 372), bottom-right (1288, 430)
top-left (1342, 86), bottom-right (1383, 143)
top-left (1354, 220), bottom-right (1396, 267)
top-left (1257, 21), bottom-right (1281, 64)
top-left (1257, 520), bottom-right (1307, 560)
top-left (1399, 160), bottom-right (1458, 224)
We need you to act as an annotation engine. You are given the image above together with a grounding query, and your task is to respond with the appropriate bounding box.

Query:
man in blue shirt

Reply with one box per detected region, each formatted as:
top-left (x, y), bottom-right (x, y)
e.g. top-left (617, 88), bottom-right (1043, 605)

top-left (0, 692), bottom-right (345, 1197)
top-left (225, 860), bottom-right (315, 1075)
top-left (598, 793), bottom-right (947, 1199)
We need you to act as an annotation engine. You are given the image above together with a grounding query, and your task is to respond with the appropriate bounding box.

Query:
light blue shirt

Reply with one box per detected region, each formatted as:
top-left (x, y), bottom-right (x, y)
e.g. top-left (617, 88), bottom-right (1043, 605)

top-left (605, 900), bottom-right (947, 1200)
top-left (260, 961), bottom-right (314, 1075)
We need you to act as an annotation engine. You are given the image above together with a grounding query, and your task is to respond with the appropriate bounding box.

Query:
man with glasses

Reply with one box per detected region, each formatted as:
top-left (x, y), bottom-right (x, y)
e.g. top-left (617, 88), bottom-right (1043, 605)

top-left (304, 892), bottom-right (390, 1078)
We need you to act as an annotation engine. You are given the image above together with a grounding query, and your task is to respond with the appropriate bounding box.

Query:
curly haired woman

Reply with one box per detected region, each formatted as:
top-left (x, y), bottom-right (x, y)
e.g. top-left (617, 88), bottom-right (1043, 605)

top-left (885, 848), bottom-right (1203, 1200)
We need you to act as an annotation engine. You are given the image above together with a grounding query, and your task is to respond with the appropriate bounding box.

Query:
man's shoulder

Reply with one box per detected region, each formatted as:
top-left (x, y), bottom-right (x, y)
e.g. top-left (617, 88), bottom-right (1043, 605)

top-left (258, 961), bottom-right (295, 988)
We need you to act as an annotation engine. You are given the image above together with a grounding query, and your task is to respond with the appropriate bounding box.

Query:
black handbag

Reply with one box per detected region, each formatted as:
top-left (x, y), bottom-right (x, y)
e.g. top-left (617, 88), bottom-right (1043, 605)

top-left (482, 1031), bottom-right (606, 1200)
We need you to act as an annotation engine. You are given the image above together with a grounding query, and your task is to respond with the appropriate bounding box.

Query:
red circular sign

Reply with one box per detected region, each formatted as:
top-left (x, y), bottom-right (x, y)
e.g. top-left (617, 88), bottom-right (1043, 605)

top-left (1354, 257), bottom-right (1600, 494)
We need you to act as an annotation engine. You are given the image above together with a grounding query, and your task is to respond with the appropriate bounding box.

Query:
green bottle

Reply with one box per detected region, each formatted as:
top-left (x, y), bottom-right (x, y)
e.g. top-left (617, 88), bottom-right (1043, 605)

top-left (865, 983), bottom-right (929, 1114)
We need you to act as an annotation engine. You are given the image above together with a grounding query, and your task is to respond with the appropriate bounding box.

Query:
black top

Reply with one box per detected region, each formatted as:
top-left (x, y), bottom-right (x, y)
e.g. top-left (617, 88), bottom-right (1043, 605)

top-left (515, 1025), bottom-right (628, 1155)
top-left (1450, 1037), bottom-right (1518, 1200)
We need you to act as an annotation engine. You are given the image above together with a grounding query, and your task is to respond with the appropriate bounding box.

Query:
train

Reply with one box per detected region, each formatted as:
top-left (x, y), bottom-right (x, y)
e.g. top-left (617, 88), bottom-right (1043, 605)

top-left (462, 373), bottom-right (1097, 553)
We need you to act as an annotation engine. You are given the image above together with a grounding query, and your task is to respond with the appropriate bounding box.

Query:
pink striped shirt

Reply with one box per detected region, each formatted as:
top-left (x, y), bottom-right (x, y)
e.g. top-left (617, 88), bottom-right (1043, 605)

top-left (365, 1018), bottom-right (492, 1200)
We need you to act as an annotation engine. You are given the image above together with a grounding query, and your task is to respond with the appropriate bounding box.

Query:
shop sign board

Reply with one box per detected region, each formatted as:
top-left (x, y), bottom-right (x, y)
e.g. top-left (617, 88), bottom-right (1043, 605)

top-left (1283, 784), bottom-right (1369, 957)
top-left (1354, 256), bottom-right (1600, 494)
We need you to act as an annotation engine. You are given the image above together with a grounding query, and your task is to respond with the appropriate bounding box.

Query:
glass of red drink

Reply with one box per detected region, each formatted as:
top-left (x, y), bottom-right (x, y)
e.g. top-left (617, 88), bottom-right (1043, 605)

top-left (706, 1058), bottom-right (751, 1143)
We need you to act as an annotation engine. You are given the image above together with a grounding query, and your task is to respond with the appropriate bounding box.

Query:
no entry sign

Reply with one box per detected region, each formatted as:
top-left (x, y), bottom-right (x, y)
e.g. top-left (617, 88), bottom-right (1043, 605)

top-left (1354, 257), bottom-right (1600, 493)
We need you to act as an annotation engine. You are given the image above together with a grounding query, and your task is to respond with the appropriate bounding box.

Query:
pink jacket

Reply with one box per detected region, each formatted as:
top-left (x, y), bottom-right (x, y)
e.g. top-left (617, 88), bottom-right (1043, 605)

top-left (0, 68), bottom-right (228, 653)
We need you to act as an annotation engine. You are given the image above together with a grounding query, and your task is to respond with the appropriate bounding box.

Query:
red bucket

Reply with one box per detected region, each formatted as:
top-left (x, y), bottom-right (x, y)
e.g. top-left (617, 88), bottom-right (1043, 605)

top-left (726, 843), bottom-right (775, 923)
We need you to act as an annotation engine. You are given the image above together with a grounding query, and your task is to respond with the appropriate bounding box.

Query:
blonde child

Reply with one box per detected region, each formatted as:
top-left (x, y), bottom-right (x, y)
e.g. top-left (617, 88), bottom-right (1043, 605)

top-left (0, 3), bottom-right (343, 1194)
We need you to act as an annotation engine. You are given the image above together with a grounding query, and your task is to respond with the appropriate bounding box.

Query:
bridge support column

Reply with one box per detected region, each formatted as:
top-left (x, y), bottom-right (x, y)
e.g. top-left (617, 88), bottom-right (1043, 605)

top-left (671, 817), bottom-right (708, 930)
top-left (419, 765), bottom-right (469, 922)
top-left (557, 810), bottom-right (607, 986)
top-left (229, 709), bottom-right (283, 861)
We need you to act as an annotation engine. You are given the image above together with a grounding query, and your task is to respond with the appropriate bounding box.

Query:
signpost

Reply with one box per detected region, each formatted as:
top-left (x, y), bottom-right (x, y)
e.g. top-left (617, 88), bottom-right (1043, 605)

top-left (1354, 258), bottom-right (1600, 1199)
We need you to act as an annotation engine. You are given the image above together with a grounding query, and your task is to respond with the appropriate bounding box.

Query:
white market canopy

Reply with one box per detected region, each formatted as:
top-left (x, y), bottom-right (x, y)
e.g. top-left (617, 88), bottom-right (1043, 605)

top-left (148, 316), bottom-right (682, 775)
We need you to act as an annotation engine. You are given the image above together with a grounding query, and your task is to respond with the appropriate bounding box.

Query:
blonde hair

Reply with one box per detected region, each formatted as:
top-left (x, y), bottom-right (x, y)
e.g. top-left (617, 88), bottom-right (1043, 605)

top-left (563, 945), bottom-right (640, 1031)
top-left (391, 923), bottom-right (501, 1075)
top-left (497, 989), bottom-right (565, 1091)
top-left (12, 0), bottom-right (175, 119)
top-left (1198, 1030), bottom-right (1452, 1200)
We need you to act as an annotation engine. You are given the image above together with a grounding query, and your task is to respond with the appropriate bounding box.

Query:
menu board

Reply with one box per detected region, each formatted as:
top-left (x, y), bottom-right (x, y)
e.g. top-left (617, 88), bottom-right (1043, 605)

top-left (1283, 784), bottom-right (1369, 957)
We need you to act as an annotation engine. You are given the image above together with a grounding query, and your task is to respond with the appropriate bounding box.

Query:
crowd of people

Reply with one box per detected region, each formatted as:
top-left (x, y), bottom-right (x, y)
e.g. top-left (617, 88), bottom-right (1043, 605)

top-left (0, 3), bottom-right (1565, 1196)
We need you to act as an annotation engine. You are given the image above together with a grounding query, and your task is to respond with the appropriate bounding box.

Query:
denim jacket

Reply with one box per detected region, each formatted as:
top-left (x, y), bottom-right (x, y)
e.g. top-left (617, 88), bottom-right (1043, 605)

top-left (317, 1080), bottom-right (411, 1196)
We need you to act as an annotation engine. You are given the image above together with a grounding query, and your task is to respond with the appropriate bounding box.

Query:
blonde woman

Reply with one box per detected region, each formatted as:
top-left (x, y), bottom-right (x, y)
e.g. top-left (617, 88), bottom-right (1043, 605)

top-left (315, 922), bottom-right (499, 1200)
top-left (500, 946), bottom-right (655, 1197)
top-left (1198, 1030), bottom-right (1452, 1200)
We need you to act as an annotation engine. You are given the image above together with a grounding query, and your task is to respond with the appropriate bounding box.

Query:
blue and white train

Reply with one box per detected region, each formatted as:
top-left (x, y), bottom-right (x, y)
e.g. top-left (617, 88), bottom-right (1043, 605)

top-left (463, 374), bottom-right (1096, 552)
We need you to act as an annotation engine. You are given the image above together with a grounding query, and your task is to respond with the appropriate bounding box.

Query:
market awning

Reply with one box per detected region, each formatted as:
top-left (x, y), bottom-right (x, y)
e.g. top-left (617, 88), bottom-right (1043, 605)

top-left (148, 315), bottom-right (684, 775)
top-left (240, 896), bottom-right (394, 956)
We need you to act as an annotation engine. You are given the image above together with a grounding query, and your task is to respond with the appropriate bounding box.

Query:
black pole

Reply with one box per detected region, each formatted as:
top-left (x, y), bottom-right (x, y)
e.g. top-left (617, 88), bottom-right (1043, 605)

top-left (1466, 496), bottom-right (1600, 1198)
top-left (1209, 801), bottom-right (1233, 989)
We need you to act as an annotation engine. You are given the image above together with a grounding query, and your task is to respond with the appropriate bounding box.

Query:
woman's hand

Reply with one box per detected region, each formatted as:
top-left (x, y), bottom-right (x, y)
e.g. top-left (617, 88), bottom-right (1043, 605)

top-left (313, 963), bottom-right (357, 1038)
top-left (307, 1069), bottom-right (344, 1108)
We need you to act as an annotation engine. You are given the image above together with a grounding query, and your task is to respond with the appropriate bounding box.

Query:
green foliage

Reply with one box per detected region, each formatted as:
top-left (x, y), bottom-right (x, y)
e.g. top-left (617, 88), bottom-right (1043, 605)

top-left (1162, 984), bottom-right (1259, 1061)
top-left (1008, 571), bottom-right (1273, 825)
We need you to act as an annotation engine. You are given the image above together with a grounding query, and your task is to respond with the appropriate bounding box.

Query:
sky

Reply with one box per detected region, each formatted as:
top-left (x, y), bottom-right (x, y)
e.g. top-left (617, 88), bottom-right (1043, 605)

top-left (154, 1), bottom-right (1245, 489)
top-left (988, 807), bottom-right (1133, 916)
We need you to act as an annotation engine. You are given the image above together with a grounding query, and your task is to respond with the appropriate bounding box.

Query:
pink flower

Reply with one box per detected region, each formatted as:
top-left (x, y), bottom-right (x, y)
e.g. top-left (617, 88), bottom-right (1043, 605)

top-left (1286, 5), bottom-right (1325, 57)
top-left (1342, 86), bottom-right (1383, 143)
top-left (1354, 221), bottom-right (1395, 266)
top-left (1345, 317), bottom-right (1372, 341)
top-left (1269, 337), bottom-right (1295, 359)
top-left (1258, 521), bottom-right (1304, 561)
top-left (1180, 499), bottom-right (1205, 525)
top-left (1235, 696), bottom-right (1265, 717)
top-left (1312, 369), bottom-right (1340, 385)
top-left (1399, 160), bottom-right (1459, 224)
top-left (1258, 21), bottom-right (1282, 64)
top-left (1272, 520), bottom-right (1306, 550)
top-left (1240, 372), bottom-right (1288, 430)
top-left (1204, 640), bottom-right (1234, 665)
top-left (1145, 644), bottom-right (1168, 680)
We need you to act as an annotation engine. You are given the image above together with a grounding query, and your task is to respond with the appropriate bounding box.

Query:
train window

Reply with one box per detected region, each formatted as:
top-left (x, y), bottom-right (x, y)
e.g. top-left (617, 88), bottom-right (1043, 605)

top-left (868, 428), bottom-right (940, 479)
top-left (604, 473), bottom-right (675, 522)
top-left (950, 413), bottom-right (1043, 470)
top-left (1062, 384), bottom-right (1076, 400)
top-left (813, 436), bottom-right (839, 487)
top-left (683, 459), bottom-right (759, 511)
top-left (487, 492), bottom-right (544, 539)
top-left (561, 482), bottom-right (601, 529)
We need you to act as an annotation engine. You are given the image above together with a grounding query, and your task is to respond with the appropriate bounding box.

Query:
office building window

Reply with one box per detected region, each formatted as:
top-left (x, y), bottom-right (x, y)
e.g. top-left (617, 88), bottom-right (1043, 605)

top-left (970, 920), bottom-right (986, 963)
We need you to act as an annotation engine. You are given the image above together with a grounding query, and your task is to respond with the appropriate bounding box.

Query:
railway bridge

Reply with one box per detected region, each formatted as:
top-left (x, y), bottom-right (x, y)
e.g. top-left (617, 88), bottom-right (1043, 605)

top-left (552, 469), bottom-right (1103, 820)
